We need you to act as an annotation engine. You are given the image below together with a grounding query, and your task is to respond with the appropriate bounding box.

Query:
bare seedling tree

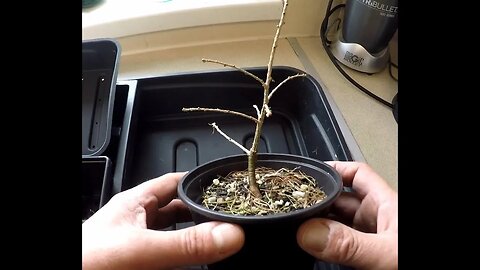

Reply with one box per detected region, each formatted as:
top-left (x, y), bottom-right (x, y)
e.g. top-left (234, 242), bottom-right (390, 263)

top-left (182, 0), bottom-right (306, 198)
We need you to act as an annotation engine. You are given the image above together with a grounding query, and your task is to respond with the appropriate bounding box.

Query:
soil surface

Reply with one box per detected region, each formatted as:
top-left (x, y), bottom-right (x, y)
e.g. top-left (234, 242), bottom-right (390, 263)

top-left (202, 167), bottom-right (327, 216)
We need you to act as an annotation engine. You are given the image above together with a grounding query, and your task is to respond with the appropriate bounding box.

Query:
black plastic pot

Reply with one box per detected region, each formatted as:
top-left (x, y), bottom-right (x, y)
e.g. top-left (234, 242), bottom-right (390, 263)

top-left (178, 153), bottom-right (343, 270)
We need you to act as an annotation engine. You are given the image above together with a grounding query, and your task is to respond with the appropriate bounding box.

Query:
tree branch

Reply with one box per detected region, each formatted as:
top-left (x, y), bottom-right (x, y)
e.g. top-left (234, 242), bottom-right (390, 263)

top-left (209, 123), bottom-right (250, 154)
top-left (183, 107), bottom-right (258, 123)
top-left (253, 105), bottom-right (261, 119)
top-left (268, 74), bottom-right (307, 100)
top-left (264, 0), bottom-right (288, 89)
top-left (202, 58), bottom-right (265, 87)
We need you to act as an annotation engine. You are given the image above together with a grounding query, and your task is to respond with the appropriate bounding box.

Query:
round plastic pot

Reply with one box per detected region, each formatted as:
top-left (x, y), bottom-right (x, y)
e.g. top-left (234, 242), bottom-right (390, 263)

top-left (177, 153), bottom-right (343, 270)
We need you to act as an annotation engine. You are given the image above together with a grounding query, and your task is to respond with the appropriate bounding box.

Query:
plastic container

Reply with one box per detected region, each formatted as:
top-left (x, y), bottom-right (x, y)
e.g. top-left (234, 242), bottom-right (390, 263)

top-left (110, 66), bottom-right (355, 269)
top-left (81, 82), bottom-right (137, 222)
top-left (82, 38), bottom-right (124, 222)
top-left (115, 66), bottom-right (352, 191)
top-left (82, 39), bottom-right (120, 157)
top-left (81, 156), bottom-right (112, 222)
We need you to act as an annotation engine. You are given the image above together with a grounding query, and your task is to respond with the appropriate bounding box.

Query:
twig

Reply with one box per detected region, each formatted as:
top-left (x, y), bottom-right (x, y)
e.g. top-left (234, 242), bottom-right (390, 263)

top-left (264, 0), bottom-right (288, 88)
top-left (183, 107), bottom-right (258, 123)
top-left (268, 74), bottom-right (307, 100)
top-left (202, 58), bottom-right (265, 87)
top-left (253, 105), bottom-right (261, 119)
top-left (209, 122), bottom-right (250, 154)
top-left (264, 105), bottom-right (272, 117)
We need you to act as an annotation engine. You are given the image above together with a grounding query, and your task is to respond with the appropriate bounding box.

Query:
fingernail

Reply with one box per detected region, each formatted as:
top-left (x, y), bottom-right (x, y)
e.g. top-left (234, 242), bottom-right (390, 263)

top-left (211, 223), bottom-right (239, 254)
top-left (301, 220), bottom-right (330, 252)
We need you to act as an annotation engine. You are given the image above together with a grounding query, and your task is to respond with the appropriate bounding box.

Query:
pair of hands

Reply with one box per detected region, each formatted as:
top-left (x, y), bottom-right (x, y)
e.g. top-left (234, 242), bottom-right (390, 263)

top-left (82, 161), bottom-right (398, 270)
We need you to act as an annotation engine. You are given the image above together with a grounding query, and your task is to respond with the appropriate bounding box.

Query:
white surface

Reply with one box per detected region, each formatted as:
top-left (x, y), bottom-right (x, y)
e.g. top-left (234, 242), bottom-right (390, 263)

top-left (82, 0), bottom-right (282, 39)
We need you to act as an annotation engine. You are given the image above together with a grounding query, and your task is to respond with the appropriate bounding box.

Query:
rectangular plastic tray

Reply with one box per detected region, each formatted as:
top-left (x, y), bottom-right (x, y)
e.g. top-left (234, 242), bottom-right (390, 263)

top-left (103, 67), bottom-right (356, 270)
top-left (81, 156), bottom-right (112, 222)
top-left (116, 67), bottom-right (353, 191)
top-left (82, 81), bottom-right (136, 222)
top-left (82, 39), bottom-right (120, 157)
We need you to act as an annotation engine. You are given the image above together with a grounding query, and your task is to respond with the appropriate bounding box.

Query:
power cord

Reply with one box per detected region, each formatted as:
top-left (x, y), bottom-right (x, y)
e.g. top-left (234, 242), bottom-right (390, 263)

top-left (320, 0), bottom-right (395, 109)
top-left (389, 60), bottom-right (398, 81)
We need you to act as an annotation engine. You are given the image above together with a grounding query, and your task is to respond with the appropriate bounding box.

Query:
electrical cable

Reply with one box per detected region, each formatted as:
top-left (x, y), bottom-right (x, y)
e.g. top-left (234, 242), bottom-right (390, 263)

top-left (389, 59), bottom-right (398, 81)
top-left (323, 3), bottom-right (345, 44)
top-left (321, 0), bottom-right (394, 109)
top-left (325, 18), bottom-right (341, 45)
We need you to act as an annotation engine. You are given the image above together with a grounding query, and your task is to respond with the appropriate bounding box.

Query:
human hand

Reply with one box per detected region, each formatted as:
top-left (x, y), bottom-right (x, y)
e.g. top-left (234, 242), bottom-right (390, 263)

top-left (297, 161), bottom-right (398, 270)
top-left (82, 172), bottom-right (245, 270)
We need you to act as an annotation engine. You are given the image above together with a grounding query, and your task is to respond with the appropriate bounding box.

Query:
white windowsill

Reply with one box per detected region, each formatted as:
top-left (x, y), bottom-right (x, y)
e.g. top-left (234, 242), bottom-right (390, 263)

top-left (82, 0), bottom-right (282, 40)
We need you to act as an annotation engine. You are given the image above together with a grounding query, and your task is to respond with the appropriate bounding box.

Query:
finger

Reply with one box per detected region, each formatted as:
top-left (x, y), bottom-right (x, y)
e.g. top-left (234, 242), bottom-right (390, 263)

top-left (297, 218), bottom-right (397, 270)
top-left (351, 195), bottom-right (380, 233)
top-left (329, 192), bottom-right (362, 223)
top-left (117, 173), bottom-right (186, 228)
top-left (132, 172), bottom-right (187, 208)
top-left (140, 222), bottom-right (245, 269)
top-left (326, 161), bottom-right (394, 199)
top-left (152, 199), bottom-right (192, 230)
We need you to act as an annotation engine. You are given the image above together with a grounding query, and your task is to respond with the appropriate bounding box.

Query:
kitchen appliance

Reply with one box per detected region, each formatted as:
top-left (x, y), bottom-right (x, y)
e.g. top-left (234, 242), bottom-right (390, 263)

top-left (330, 0), bottom-right (398, 73)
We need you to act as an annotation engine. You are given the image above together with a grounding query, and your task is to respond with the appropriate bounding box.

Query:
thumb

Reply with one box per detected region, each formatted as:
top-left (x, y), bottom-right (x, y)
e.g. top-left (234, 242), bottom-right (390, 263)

top-left (297, 218), bottom-right (396, 270)
top-left (146, 221), bottom-right (245, 269)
